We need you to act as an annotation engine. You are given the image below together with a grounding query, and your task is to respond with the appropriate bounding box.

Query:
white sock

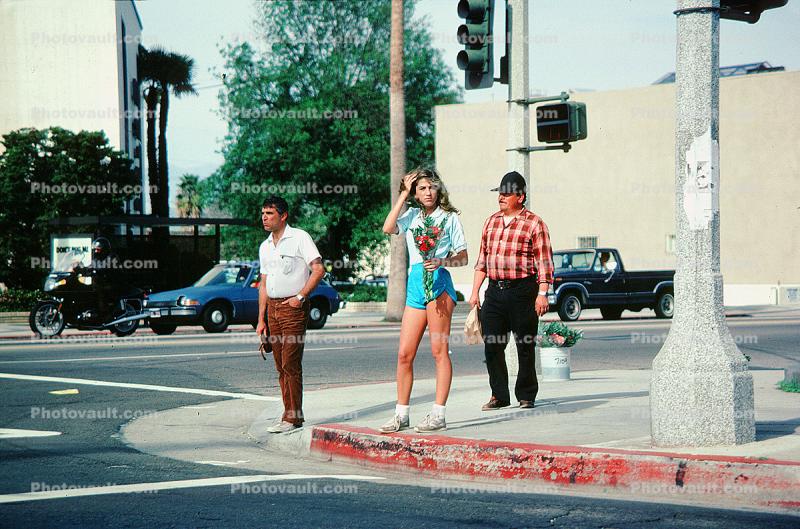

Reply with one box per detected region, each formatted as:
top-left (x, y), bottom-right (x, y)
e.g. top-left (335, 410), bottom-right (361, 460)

top-left (431, 404), bottom-right (446, 419)
top-left (395, 404), bottom-right (410, 419)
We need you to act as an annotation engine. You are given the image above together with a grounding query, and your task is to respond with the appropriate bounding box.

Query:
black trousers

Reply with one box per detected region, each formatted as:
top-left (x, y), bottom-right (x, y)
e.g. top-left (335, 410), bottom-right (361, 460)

top-left (480, 278), bottom-right (539, 403)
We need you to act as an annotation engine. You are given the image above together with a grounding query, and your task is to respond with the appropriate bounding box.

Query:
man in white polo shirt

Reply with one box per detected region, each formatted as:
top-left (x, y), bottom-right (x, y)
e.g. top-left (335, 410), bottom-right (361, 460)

top-left (256, 196), bottom-right (325, 433)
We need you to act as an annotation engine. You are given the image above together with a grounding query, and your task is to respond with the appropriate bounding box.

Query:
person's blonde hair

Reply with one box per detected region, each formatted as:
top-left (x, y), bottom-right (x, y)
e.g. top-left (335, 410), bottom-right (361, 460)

top-left (399, 167), bottom-right (459, 214)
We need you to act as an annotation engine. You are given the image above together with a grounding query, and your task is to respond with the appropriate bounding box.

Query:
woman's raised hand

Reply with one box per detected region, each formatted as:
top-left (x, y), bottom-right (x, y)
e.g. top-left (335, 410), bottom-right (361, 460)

top-left (401, 172), bottom-right (417, 196)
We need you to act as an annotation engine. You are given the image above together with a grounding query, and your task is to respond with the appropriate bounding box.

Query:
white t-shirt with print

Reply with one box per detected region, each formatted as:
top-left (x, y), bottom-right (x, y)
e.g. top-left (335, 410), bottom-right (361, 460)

top-left (259, 225), bottom-right (322, 298)
top-left (396, 207), bottom-right (467, 266)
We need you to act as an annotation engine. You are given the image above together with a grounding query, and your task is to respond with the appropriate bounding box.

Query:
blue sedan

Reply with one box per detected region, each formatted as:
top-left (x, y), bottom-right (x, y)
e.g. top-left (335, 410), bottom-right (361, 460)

top-left (144, 261), bottom-right (342, 334)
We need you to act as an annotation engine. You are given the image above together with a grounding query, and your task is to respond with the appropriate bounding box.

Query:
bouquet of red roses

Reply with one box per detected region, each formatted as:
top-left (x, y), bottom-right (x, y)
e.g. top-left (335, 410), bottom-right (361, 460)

top-left (411, 214), bottom-right (448, 303)
top-left (536, 321), bottom-right (583, 348)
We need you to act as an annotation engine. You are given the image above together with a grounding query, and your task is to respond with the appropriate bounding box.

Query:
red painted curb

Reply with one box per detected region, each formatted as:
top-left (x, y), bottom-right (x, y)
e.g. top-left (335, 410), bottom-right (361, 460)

top-left (310, 424), bottom-right (800, 511)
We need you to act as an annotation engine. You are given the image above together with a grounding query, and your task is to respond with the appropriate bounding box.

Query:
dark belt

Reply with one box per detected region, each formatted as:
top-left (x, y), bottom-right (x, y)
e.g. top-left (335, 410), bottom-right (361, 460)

top-left (488, 276), bottom-right (536, 290)
top-left (267, 296), bottom-right (295, 302)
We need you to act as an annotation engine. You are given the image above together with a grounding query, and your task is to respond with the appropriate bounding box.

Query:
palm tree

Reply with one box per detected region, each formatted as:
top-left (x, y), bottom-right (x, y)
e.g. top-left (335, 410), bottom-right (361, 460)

top-left (385, 0), bottom-right (408, 321)
top-left (138, 45), bottom-right (161, 216)
top-left (137, 46), bottom-right (197, 219)
top-left (176, 174), bottom-right (203, 218)
top-left (156, 51), bottom-right (196, 219)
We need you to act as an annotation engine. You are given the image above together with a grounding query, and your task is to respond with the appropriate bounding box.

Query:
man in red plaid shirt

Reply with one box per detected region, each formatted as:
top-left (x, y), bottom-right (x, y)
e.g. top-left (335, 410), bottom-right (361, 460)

top-left (469, 171), bottom-right (554, 410)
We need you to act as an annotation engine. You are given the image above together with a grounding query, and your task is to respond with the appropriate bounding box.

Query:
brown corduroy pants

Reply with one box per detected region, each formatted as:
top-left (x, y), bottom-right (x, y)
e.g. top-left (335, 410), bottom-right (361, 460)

top-left (267, 297), bottom-right (309, 425)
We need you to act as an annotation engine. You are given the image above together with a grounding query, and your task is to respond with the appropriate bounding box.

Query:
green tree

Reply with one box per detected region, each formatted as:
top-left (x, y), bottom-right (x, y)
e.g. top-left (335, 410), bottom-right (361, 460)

top-left (0, 127), bottom-right (137, 288)
top-left (203, 0), bottom-right (461, 275)
top-left (176, 173), bottom-right (204, 218)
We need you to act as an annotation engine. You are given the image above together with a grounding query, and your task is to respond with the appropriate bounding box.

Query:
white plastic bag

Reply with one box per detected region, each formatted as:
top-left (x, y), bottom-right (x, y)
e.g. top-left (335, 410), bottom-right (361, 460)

top-left (464, 305), bottom-right (483, 345)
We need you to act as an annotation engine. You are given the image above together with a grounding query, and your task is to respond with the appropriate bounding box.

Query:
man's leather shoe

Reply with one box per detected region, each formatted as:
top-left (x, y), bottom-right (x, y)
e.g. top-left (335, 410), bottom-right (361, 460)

top-left (519, 400), bottom-right (535, 409)
top-left (481, 397), bottom-right (510, 411)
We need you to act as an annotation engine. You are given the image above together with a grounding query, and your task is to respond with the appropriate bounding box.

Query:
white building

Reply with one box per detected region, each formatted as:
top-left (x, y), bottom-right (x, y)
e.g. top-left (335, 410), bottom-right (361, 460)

top-left (0, 0), bottom-right (145, 213)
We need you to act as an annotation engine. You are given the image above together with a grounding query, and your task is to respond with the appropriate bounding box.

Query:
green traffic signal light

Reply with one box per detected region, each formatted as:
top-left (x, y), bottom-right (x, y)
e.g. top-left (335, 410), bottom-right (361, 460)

top-left (456, 0), bottom-right (495, 90)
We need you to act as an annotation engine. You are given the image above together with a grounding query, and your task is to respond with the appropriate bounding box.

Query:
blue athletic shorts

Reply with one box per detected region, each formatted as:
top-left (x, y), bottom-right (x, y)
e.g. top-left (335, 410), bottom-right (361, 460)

top-left (406, 263), bottom-right (458, 310)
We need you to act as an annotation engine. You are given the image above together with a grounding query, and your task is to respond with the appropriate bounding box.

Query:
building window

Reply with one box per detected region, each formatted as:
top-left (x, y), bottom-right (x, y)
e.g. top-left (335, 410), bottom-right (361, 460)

top-left (666, 234), bottom-right (676, 254)
top-left (576, 236), bottom-right (598, 248)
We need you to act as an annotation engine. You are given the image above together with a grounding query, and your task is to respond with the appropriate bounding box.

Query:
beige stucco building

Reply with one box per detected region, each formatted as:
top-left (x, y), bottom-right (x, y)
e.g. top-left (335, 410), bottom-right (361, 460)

top-left (435, 69), bottom-right (799, 306)
top-left (0, 0), bottom-right (145, 213)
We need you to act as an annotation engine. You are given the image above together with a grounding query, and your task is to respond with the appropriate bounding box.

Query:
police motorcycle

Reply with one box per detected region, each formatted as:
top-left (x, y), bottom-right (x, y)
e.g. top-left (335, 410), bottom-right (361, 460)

top-left (29, 238), bottom-right (147, 338)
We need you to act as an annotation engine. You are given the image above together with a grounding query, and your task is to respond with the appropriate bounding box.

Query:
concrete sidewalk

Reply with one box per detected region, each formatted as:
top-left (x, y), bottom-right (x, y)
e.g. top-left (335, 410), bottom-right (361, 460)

top-left (123, 368), bottom-right (800, 515)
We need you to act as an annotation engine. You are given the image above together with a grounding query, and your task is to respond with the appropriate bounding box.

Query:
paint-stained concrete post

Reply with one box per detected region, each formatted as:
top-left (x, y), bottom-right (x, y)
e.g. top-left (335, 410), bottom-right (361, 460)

top-left (504, 0), bottom-right (529, 377)
top-left (650, 0), bottom-right (755, 446)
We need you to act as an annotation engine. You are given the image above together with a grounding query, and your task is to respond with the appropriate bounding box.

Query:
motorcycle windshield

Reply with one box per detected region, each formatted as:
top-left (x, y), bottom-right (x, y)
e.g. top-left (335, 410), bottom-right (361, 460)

top-left (53, 249), bottom-right (92, 272)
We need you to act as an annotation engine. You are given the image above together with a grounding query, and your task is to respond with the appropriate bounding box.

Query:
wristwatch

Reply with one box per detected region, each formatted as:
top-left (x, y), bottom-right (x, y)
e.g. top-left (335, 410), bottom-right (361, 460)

top-left (296, 294), bottom-right (305, 302)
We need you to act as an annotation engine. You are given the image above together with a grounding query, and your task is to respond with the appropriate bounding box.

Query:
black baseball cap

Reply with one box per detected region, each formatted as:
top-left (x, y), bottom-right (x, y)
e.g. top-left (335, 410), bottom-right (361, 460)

top-left (491, 171), bottom-right (526, 194)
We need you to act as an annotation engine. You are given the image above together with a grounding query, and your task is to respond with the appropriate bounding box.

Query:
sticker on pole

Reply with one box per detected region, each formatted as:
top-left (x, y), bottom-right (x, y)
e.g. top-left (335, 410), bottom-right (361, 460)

top-left (682, 129), bottom-right (719, 231)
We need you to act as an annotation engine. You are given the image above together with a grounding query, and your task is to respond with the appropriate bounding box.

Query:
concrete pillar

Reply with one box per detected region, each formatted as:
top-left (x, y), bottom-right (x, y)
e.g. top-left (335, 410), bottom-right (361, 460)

top-left (650, 0), bottom-right (755, 446)
top-left (505, 0), bottom-right (529, 377)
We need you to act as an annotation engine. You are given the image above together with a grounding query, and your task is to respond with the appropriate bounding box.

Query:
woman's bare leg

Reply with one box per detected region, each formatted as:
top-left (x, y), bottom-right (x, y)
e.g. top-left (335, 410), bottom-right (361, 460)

top-left (396, 307), bottom-right (428, 405)
top-left (426, 293), bottom-right (455, 406)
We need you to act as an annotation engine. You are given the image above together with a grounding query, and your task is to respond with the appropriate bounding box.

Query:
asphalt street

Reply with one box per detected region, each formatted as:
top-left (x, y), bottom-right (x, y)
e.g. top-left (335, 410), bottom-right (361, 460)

top-left (1, 308), bottom-right (798, 527)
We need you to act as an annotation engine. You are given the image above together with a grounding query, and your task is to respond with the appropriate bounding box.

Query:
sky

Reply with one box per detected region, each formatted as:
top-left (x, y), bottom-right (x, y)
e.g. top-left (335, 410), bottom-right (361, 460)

top-left (133, 0), bottom-right (800, 187)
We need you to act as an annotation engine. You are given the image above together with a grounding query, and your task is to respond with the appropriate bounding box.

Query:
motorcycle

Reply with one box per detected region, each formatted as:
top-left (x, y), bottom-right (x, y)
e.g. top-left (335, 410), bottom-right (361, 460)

top-left (29, 270), bottom-right (147, 338)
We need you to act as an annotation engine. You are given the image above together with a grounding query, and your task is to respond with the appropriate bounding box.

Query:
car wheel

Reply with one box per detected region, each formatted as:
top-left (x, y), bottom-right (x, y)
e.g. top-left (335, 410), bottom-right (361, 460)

top-left (29, 301), bottom-right (65, 338)
top-left (150, 323), bottom-right (177, 335)
top-left (600, 307), bottom-right (624, 320)
top-left (655, 292), bottom-right (674, 319)
top-left (558, 294), bottom-right (582, 322)
top-left (307, 301), bottom-right (328, 330)
top-left (202, 302), bottom-right (230, 333)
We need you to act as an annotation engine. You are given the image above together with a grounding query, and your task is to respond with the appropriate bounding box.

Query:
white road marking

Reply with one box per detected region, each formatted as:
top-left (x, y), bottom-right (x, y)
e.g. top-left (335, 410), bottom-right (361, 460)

top-left (0, 473), bottom-right (386, 504)
top-left (0, 347), bottom-right (352, 364)
top-left (0, 428), bottom-right (62, 439)
top-left (0, 373), bottom-right (279, 401)
top-left (180, 405), bottom-right (216, 410)
top-left (194, 460), bottom-right (251, 466)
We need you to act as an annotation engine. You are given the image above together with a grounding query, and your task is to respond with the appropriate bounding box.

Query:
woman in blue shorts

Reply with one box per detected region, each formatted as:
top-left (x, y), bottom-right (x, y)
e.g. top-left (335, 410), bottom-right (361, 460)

top-left (379, 168), bottom-right (468, 433)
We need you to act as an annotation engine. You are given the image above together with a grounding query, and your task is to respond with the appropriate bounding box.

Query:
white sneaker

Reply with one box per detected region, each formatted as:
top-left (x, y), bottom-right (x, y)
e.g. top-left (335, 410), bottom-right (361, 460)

top-left (414, 413), bottom-right (446, 433)
top-left (266, 421), bottom-right (299, 433)
top-left (378, 415), bottom-right (409, 434)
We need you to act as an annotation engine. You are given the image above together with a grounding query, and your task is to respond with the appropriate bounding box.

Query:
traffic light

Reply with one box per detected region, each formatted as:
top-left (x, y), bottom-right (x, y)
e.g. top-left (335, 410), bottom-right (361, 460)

top-left (536, 102), bottom-right (587, 144)
top-left (456, 0), bottom-right (495, 90)
top-left (720, 0), bottom-right (788, 23)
